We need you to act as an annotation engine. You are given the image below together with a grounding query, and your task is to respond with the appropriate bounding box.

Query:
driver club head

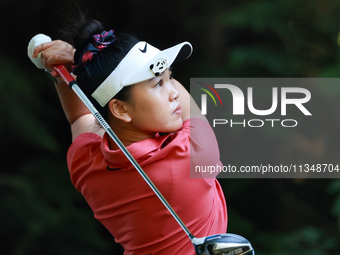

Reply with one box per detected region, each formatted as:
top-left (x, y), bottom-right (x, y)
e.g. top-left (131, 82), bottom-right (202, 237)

top-left (192, 233), bottom-right (255, 255)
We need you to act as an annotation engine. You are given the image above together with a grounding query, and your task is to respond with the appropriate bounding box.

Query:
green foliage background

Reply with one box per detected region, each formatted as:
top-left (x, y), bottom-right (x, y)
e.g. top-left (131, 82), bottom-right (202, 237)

top-left (1, 0), bottom-right (340, 254)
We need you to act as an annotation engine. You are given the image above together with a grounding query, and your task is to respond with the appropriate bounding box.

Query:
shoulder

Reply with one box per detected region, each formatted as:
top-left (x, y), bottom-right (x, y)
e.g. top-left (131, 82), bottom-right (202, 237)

top-left (188, 117), bottom-right (219, 150)
top-left (161, 118), bottom-right (213, 153)
top-left (67, 132), bottom-right (102, 165)
top-left (178, 117), bottom-right (213, 136)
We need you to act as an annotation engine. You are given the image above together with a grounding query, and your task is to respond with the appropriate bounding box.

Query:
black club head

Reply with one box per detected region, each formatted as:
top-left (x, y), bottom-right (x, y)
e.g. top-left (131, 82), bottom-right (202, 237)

top-left (192, 233), bottom-right (255, 255)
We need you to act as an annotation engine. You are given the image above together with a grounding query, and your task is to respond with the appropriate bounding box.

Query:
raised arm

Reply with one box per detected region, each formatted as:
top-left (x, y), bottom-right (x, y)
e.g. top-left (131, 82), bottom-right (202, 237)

top-left (32, 40), bottom-right (102, 140)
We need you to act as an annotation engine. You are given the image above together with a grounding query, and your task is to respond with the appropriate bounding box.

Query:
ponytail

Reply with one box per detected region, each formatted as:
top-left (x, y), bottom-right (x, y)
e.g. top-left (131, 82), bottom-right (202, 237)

top-left (60, 14), bottom-right (139, 118)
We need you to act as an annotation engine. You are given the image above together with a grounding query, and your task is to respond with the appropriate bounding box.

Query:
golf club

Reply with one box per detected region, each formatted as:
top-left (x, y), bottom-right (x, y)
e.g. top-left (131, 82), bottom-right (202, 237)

top-left (28, 34), bottom-right (255, 255)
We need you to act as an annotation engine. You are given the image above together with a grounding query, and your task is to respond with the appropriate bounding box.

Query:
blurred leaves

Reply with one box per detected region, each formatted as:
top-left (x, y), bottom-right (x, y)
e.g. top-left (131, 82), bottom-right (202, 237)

top-left (0, 57), bottom-right (120, 254)
top-left (0, 58), bottom-right (59, 152)
top-left (211, 1), bottom-right (340, 254)
top-left (328, 179), bottom-right (340, 227)
top-left (254, 226), bottom-right (338, 255)
top-left (214, 0), bottom-right (340, 77)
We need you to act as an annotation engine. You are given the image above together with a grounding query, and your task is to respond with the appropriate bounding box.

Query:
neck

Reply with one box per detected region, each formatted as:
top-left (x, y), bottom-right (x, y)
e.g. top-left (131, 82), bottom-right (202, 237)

top-left (108, 119), bottom-right (156, 150)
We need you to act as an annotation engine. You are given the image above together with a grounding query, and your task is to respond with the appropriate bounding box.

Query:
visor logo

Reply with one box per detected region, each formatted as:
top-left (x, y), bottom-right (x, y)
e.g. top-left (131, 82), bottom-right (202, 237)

top-left (139, 43), bottom-right (147, 53)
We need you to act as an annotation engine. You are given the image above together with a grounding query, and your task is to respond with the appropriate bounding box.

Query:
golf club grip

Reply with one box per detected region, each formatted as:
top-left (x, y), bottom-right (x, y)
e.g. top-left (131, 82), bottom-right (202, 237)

top-left (52, 65), bottom-right (195, 240)
top-left (53, 65), bottom-right (75, 86)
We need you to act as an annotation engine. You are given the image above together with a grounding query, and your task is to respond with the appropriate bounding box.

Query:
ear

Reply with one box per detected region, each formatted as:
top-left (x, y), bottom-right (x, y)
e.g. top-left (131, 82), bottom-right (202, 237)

top-left (108, 99), bottom-right (132, 123)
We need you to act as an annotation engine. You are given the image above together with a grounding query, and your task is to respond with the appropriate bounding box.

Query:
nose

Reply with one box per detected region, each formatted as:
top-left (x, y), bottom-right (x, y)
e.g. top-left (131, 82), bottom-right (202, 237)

top-left (169, 83), bottom-right (179, 101)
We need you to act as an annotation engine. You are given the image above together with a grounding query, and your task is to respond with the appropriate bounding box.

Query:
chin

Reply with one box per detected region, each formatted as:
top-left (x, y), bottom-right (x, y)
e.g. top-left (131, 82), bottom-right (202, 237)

top-left (169, 121), bottom-right (183, 133)
top-left (156, 119), bottom-right (183, 134)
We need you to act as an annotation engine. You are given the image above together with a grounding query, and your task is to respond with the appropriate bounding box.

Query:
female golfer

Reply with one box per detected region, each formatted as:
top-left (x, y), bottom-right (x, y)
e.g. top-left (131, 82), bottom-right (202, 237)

top-left (33, 18), bottom-right (227, 255)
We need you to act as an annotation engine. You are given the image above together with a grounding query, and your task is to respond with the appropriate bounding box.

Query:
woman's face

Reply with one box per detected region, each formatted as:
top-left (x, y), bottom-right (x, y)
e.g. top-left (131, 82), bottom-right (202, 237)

top-left (125, 69), bottom-right (183, 134)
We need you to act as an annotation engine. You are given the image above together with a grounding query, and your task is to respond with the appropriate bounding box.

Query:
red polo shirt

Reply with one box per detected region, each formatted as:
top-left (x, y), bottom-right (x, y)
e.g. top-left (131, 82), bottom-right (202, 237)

top-left (67, 118), bottom-right (227, 255)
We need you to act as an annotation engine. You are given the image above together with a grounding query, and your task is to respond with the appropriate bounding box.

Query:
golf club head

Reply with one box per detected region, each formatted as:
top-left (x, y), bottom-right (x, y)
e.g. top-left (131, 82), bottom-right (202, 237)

top-left (192, 233), bottom-right (254, 255)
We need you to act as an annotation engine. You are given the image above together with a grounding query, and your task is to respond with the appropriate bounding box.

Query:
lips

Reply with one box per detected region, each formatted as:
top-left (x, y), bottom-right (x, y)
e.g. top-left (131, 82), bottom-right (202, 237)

top-left (174, 104), bottom-right (182, 114)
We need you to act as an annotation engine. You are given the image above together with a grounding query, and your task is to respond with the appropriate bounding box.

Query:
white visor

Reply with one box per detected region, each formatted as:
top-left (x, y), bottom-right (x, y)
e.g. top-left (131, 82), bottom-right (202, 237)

top-left (91, 41), bottom-right (193, 107)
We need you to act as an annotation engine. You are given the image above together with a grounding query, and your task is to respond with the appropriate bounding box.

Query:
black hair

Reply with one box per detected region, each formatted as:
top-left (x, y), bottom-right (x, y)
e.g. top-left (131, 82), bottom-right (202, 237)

top-left (61, 14), bottom-right (139, 119)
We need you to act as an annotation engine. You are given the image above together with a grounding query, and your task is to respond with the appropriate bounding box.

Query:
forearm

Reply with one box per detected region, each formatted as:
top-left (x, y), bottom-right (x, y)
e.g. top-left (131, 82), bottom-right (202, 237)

top-left (54, 77), bottom-right (91, 125)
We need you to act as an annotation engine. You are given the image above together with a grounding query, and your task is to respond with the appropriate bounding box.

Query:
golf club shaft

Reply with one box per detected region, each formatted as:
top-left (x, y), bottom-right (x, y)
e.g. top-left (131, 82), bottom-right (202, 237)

top-left (53, 64), bottom-right (195, 240)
